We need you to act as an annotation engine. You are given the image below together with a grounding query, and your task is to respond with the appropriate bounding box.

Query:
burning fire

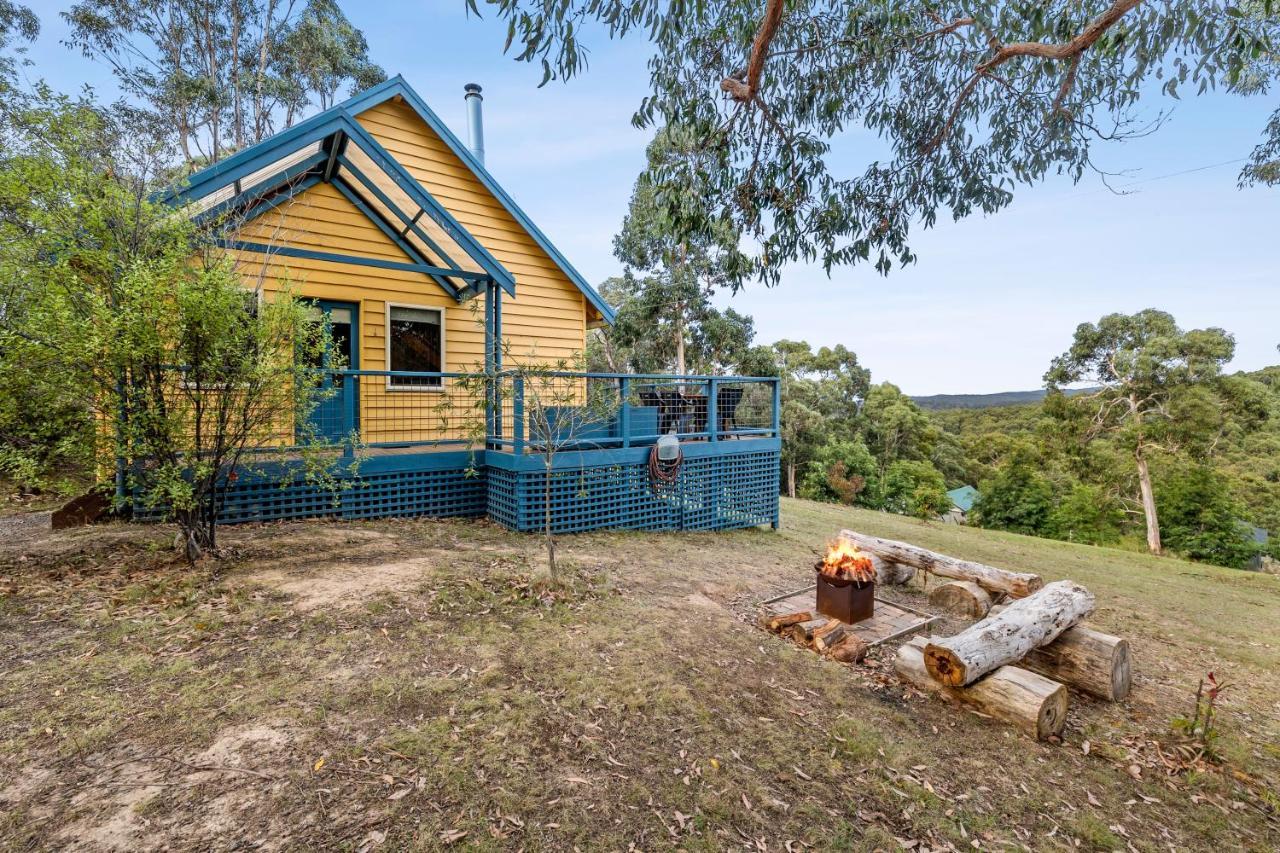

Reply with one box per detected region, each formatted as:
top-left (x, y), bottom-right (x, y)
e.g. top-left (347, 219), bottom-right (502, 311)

top-left (816, 537), bottom-right (876, 583)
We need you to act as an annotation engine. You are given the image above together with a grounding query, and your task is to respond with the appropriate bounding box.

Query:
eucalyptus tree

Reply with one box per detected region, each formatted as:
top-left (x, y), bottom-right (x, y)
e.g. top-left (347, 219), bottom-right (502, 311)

top-left (611, 126), bottom-right (753, 375)
top-left (481, 0), bottom-right (1275, 287)
top-left (1045, 309), bottom-right (1241, 556)
top-left (63, 0), bottom-right (384, 164)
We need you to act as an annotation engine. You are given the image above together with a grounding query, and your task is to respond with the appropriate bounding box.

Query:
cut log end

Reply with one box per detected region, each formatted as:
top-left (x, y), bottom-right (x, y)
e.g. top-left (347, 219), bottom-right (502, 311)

top-left (923, 642), bottom-right (968, 687)
top-left (829, 635), bottom-right (868, 664)
top-left (1111, 639), bottom-right (1132, 701)
top-left (928, 580), bottom-right (992, 618)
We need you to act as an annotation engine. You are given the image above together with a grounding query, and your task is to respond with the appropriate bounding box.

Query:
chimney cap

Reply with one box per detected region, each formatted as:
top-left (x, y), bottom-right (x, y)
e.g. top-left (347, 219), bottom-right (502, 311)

top-left (464, 83), bottom-right (483, 97)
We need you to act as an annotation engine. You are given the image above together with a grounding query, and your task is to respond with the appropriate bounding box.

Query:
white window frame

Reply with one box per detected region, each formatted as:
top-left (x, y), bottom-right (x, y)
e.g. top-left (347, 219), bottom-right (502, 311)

top-left (385, 302), bottom-right (446, 392)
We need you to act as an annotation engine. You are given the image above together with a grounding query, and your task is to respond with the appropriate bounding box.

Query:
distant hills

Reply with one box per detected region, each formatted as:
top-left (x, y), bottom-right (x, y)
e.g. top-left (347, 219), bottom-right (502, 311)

top-left (911, 388), bottom-right (1095, 410)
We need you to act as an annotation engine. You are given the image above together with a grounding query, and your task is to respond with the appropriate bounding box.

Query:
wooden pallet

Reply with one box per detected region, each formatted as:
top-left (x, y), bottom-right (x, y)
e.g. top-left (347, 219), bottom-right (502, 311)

top-left (760, 585), bottom-right (938, 647)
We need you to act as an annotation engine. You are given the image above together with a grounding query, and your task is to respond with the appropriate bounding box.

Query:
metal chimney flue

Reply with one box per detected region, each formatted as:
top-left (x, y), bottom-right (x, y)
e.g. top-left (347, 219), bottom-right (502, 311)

top-left (464, 83), bottom-right (485, 166)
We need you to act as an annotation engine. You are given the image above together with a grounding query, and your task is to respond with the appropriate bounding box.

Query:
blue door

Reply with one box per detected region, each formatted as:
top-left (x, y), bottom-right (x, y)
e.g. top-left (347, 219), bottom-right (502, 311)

top-left (302, 300), bottom-right (358, 444)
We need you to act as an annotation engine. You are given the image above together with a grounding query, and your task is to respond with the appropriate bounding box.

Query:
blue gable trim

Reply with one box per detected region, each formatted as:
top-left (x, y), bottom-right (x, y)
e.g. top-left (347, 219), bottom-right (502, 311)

top-left (167, 76), bottom-right (615, 324)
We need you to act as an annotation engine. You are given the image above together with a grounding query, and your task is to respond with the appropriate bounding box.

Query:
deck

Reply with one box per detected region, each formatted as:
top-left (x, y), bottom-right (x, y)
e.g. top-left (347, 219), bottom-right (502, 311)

top-left (136, 370), bottom-right (782, 533)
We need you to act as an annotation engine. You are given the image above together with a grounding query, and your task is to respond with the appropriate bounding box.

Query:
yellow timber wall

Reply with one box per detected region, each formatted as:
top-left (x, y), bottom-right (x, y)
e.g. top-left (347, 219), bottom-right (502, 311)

top-left (225, 96), bottom-right (595, 446)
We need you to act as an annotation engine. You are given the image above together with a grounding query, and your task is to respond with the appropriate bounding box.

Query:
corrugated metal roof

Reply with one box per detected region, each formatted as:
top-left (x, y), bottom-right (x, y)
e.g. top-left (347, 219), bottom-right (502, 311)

top-left (947, 485), bottom-right (979, 512)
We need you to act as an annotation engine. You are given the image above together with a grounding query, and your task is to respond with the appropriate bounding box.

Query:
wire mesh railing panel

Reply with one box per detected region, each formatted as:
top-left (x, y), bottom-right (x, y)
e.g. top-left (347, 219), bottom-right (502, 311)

top-left (488, 372), bottom-right (779, 452)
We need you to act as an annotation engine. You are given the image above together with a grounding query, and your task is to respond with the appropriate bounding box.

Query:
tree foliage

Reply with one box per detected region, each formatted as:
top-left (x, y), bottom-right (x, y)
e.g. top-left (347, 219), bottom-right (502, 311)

top-left (0, 81), bottom-right (338, 560)
top-left (480, 0), bottom-right (1276, 288)
top-left (63, 0), bottom-right (384, 164)
top-left (594, 127), bottom-right (756, 375)
top-left (1045, 308), bottom-right (1246, 554)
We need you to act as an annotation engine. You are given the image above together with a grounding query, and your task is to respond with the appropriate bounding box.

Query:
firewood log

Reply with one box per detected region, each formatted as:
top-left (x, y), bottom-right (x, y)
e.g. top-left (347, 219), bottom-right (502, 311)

top-left (829, 635), bottom-right (868, 664)
top-left (789, 618), bottom-right (827, 644)
top-left (837, 530), bottom-right (1042, 598)
top-left (765, 611), bottom-right (813, 632)
top-left (928, 580), bottom-right (992, 618)
top-left (989, 604), bottom-right (1132, 702)
top-left (812, 620), bottom-right (847, 651)
top-left (871, 555), bottom-right (915, 586)
top-left (923, 581), bottom-right (1095, 687)
top-left (896, 637), bottom-right (1068, 741)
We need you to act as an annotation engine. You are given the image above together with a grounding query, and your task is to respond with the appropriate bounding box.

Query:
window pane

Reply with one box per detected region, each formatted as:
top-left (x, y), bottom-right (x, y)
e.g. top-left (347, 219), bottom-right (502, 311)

top-left (389, 307), bottom-right (442, 386)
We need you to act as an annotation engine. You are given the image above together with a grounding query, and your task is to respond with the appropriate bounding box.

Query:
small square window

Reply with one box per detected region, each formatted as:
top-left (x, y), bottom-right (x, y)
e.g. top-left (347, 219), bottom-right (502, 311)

top-left (389, 306), bottom-right (443, 387)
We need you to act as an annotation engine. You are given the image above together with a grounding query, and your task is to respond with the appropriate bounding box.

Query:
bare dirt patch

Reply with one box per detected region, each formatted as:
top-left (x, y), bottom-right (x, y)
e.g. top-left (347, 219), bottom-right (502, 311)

top-left (244, 554), bottom-right (444, 611)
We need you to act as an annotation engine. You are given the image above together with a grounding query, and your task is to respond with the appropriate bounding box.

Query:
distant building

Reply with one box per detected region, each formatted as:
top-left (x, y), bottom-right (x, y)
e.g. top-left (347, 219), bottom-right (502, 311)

top-left (944, 485), bottom-right (979, 524)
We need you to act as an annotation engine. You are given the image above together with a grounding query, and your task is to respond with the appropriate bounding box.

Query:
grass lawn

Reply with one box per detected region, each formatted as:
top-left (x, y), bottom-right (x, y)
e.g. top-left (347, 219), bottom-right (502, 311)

top-left (1, 498), bottom-right (1277, 851)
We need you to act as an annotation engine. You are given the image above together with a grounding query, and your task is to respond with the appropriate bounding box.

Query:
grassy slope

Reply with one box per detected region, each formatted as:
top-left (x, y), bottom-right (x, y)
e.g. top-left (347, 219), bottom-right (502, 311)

top-left (1, 499), bottom-right (1277, 851)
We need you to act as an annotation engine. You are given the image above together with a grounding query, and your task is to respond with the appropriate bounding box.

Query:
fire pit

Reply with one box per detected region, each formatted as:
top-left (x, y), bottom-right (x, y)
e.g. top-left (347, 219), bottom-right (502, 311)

top-left (815, 537), bottom-right (876, 623)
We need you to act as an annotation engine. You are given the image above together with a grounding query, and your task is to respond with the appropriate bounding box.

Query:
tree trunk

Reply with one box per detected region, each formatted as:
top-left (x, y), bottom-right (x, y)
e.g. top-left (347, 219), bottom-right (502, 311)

top-left (924, 580), bottom-right (1095, 686)
top-left (787, 462), bottom-right (796, 498)
top-left (896, 637), bottom-right (1068, 741)
top-left (1135, 444), bottom-right (1162, 555)
top-left (837, 530), bottom-right (1043, 598)
top-left (674, 308), bottom-right (686, 376)
top-left (1021, 626), bottom-right (1131, 702)
top-left (544, 464), bottom-right (557, 581)
top-left (928, 580), bottom-right (992, 618)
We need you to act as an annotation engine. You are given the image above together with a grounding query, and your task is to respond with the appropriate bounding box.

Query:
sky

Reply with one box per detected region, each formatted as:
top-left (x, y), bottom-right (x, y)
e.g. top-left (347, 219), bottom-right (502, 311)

top-left (22, 0), bottom-right (1280, 395)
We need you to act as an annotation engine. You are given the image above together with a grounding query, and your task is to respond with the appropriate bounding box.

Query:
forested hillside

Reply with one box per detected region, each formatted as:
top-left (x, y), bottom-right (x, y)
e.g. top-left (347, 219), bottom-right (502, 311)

top-left (930, 364), bottom-right (1280, 566)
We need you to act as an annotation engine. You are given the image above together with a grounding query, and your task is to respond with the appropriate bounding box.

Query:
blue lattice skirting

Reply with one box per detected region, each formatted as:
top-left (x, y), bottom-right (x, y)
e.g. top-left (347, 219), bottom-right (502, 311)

top-left (132, 440), bottom-right (780, 532)
top-left (485, 441), bottom-right (780, 533)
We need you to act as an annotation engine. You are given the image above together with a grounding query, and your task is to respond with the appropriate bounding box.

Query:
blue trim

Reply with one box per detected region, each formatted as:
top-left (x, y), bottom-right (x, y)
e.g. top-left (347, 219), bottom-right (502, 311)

top-left (333, 154), bottom-right (466, 279)
top-left (485, 436), bottom-right (781, 473)
top-left (337, 115), bottom-right (516, 296)
top-left (374, 79), bottom-right (616, 324)
top-left (216, 239), bottom-right (491, 279)
top-left (235, 174), bottom-right (325, 223)
top-left (328, 176), bottom-right (461, 300)
top-left (166, 112), bottom-right (513, 298)
top-left (171, 76), bottom-right (615, 323)
top-left (162, 116), bottom-right (347, 204)
top-left (194, 153), bottom-right (328, 224)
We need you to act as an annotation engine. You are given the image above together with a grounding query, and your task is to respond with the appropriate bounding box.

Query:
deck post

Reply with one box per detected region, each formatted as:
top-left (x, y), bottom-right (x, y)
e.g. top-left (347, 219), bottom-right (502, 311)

top-left (343, 371), bottom-right (357, 457)
top-left (484, 282), bottom-right (495, 445)
top-left (707, 378), bottom-right (719, 442)
top-left (492, 284), bottom-right (503, 439)
top-left (619, 377), bottom-right (630, 449)
top-left (772, 377), bottom-right (781, 437)
top-left (513, 376), bottom-right (525, 454)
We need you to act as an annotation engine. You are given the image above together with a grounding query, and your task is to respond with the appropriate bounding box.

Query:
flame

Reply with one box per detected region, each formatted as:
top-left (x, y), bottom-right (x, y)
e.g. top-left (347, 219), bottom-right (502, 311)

top-left (816, 537), bottom-right (876, 583)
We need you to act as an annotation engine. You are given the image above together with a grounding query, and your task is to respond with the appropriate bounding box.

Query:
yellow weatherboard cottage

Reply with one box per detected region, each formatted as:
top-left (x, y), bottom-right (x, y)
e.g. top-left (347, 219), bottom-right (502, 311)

top-left (164, 76), bottom-right (781, 532)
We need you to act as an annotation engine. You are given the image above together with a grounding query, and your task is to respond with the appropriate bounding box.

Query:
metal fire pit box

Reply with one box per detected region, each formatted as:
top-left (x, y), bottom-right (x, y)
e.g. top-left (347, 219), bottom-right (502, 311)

top-left (815, 572), bottom-right (875, 623)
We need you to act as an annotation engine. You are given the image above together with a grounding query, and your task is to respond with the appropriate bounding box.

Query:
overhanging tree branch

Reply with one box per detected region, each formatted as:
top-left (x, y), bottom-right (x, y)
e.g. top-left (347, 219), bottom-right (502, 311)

top-left (720, 0), bottom-right (787, 103)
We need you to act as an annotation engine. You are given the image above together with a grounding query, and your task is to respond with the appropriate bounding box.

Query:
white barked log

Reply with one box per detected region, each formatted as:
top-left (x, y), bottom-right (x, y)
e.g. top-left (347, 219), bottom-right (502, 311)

top-left (923, 580), bottom-right (1095, 687)
top-left (896, 637), bottom-right (1068, 741)
top-left (837, 530), bottom-right (1043, 598)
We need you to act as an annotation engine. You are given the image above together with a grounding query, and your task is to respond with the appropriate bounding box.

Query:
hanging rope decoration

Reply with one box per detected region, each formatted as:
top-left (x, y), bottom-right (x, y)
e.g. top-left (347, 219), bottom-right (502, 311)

top-left (648, 442), bottom-right (683, 487)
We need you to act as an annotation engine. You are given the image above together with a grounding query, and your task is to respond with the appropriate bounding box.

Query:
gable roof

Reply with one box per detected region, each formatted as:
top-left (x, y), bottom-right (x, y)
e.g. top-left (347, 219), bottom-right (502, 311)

top-left (947, 485), bottom-right (979, 512)
top-left (168, 76), bottom-right (615, 324)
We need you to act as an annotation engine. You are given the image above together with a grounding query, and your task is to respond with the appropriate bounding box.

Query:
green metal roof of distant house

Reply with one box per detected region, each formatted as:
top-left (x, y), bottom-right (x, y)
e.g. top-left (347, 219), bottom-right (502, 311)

top-left (947, 485), bottom-right (979, 512)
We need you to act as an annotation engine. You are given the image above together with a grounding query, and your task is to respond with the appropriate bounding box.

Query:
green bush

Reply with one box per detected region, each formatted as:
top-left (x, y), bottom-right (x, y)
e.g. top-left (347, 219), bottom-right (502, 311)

top-left (1048, 483), bottom-right (1125, 545)
top-left (1157, 467), bottom-right (1260, 570)
top-left (973, 461), bottom-right (1055, 536)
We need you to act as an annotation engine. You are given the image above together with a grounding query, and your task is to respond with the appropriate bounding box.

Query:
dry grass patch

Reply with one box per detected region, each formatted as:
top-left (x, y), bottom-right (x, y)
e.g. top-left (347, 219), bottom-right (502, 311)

top-left (0, 501), bottom-right (1277, 850)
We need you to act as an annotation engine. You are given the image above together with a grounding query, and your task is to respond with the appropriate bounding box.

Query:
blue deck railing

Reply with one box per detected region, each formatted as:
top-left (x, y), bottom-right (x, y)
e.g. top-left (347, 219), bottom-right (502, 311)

top-left (295, 369), bottom-right (781, 456)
